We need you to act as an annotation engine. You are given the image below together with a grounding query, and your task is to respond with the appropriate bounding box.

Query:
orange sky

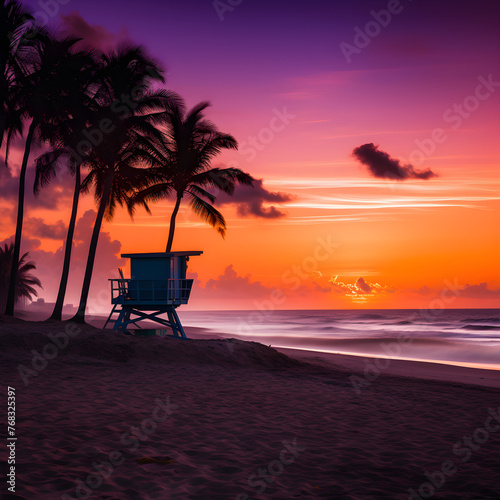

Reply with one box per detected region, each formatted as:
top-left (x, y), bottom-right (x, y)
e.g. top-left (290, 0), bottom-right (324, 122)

top-left (1, 0), bottom-right (499, 312)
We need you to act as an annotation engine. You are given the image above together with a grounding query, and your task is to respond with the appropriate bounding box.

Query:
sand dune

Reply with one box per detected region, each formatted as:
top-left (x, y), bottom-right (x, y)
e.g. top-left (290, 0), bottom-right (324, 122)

top-left (1, 316), bottom-right (499, 499)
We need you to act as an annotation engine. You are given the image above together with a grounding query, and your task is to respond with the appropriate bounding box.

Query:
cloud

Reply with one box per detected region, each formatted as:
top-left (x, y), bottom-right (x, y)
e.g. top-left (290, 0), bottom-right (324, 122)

top-left (355, 277), bottom-right (372, 294)
top-left (215, 178), bottom-right (294, 219)
top-left (203, 265), bottom-right (272, 297)
top-left (0, 206), bottom-right (14, 230)
top-left (0, 160), bottom-right (75, 211)
top-left (0, 164), bottom-right (21, 201)
top-left (24, 218), bottom-right (67, 240)
top-left (455, 282), bottom-right (500, 298)
top-left (185, 265), bottom-right (282, 309)
top-left (0, 210), bottom-right (126, 314)
top-left (60, 11), bottom-right (131, 49)
top-left (352, 143), bottom-right (437, 180)
top-left (188, 265), bottom-right (357, 308)
top-left (312, 282), bottom-right (331, 294)
top-left (329, 275), bottom-right (395, 297)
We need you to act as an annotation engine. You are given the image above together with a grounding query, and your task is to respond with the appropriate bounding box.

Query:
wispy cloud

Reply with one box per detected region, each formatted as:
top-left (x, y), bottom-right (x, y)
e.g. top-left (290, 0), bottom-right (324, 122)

top-left (287, 196), bottom-right (499, 211)
top-left (262, 177), bottom-right (500, 215)
top-left (265, 214), bottom-right (392, 225)
top-left (266, 178), bottom-right (500, 191)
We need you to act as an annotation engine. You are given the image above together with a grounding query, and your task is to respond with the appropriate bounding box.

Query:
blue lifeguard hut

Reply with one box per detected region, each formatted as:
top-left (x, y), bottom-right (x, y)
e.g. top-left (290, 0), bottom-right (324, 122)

top-left (104, 251), bottom-right (202, 338)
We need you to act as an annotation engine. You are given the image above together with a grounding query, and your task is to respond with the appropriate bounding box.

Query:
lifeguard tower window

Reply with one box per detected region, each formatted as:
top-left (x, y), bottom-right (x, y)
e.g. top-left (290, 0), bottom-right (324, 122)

top-left (105, 251), bottom-right (202, 338)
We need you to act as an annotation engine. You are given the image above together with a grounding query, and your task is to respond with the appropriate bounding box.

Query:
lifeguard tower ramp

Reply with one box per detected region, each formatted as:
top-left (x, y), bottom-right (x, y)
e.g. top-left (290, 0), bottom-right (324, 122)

top-left (104, 251), bottom-right (202, 338)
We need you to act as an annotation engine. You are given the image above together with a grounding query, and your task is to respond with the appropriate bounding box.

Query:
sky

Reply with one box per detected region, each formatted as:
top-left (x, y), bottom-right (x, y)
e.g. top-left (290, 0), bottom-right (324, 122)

top-left (1, 0), bottom-right (500, 312)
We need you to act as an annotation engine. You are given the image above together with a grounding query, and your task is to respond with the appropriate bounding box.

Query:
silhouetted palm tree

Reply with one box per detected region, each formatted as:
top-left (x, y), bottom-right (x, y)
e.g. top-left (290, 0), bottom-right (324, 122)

top-left (129, 100), bottom-right (254, 252)
top-left (33, 124), bottom-right (92, 320)
top-left (0, 241), bottom-right (42, 311)
top-left (34, 133), bottom-right (83, 321)
top-left (33, 55), bottom-right (99, 321)
top-left (0, 0), bottom-right (33, 150)
top-left (4, 34), bottom-right (95, 316)
top-left (71, 45), bottom-right (179, 323)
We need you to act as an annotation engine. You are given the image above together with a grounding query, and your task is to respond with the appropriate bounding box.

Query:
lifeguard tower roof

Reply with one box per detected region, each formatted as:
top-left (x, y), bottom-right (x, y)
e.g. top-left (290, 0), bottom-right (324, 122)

top-left (121, 251), bottom-right (203, 258)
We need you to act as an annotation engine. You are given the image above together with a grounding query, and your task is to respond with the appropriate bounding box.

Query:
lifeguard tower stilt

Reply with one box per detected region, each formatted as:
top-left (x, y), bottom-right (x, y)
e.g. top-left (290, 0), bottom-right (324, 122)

top-left (104, 251), bottom-right (202, 338)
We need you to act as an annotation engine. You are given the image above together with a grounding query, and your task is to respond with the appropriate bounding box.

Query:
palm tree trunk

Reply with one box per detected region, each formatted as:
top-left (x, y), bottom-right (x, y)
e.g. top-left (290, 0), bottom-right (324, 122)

top-left (0, 121), bottom-right (5, 150)
top-left (166, 194), bottom-right (182, 252)
top-left (0, 100), bottom-right (5, 149)
top-left (0, 54), bottom-right (7, 149)
top-left (50, 164), bottom-right (81, 321)
top-left (72, 168), bottom-right (114, 324)
top-left (5, 120), bottom-right (36, 315)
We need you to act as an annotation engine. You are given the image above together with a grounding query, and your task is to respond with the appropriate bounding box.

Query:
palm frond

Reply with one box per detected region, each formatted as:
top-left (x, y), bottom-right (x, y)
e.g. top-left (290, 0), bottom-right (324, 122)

top-left (186, 184), bottom-right (216, 203)
top-left (33, 149), bottom-right (65, 195)
top-left (190, 167), bottom-right (254, 194)
top-left (188, 193), bottom-right (226, 237)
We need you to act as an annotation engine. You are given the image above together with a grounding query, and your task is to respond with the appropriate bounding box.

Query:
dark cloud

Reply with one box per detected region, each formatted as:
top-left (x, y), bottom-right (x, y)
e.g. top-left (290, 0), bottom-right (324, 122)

top-left (60, 11), bottom-right (131, 49)
top-left (355, 277), bottom-right (372, 294)
top-left (237, 203), bottom-right (286, 219)
top-left (0, 160), bottom-right (74, 211)
top-left (215, 178), bottom-right (294, 219)
top-left (352, 143), bottom-right (437, 181)
top-left (24, 218), bottom-right (67, 240)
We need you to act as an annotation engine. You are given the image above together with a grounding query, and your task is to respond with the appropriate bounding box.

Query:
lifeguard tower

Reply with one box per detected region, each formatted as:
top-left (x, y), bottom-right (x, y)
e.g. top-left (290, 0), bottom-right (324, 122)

top-left (104, 251), bottom-right (202, 338)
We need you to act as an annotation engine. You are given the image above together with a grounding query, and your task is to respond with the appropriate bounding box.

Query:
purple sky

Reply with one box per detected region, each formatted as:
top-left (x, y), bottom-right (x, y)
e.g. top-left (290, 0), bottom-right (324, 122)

top-left (5, 0), bottom-right (500, 311)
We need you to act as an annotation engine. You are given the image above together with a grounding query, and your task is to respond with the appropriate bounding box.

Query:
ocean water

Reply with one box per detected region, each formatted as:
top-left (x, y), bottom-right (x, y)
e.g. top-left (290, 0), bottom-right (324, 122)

top-left (180, 309), bottom-right (500, 369)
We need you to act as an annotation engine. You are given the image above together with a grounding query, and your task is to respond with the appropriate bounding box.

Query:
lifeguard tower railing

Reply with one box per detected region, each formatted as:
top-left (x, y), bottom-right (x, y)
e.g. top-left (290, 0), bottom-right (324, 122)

top-left (110, 278), bottom-right (194, 307)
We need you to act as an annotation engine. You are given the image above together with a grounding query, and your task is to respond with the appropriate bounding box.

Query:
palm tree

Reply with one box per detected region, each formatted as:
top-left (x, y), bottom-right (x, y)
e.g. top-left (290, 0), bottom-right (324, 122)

top-left (33, 55), bottom-right (99, 321)
top-left (0, 241), bottom-right (42, 311)
top-left (4, 33), bottom-right (95, 316)
top-left (33, 124), bottom-right (87, 321)
top-left (71, 45), bottom-right (179, 324)
top-left (129, 100), bottom-right (254, 252)
top-left (0, 0), bottom-right (33, 151)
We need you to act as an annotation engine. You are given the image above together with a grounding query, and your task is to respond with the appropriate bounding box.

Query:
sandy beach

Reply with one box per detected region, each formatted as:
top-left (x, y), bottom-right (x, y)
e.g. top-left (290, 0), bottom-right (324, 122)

top-left (1, 316), bottom-right (500, 500)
